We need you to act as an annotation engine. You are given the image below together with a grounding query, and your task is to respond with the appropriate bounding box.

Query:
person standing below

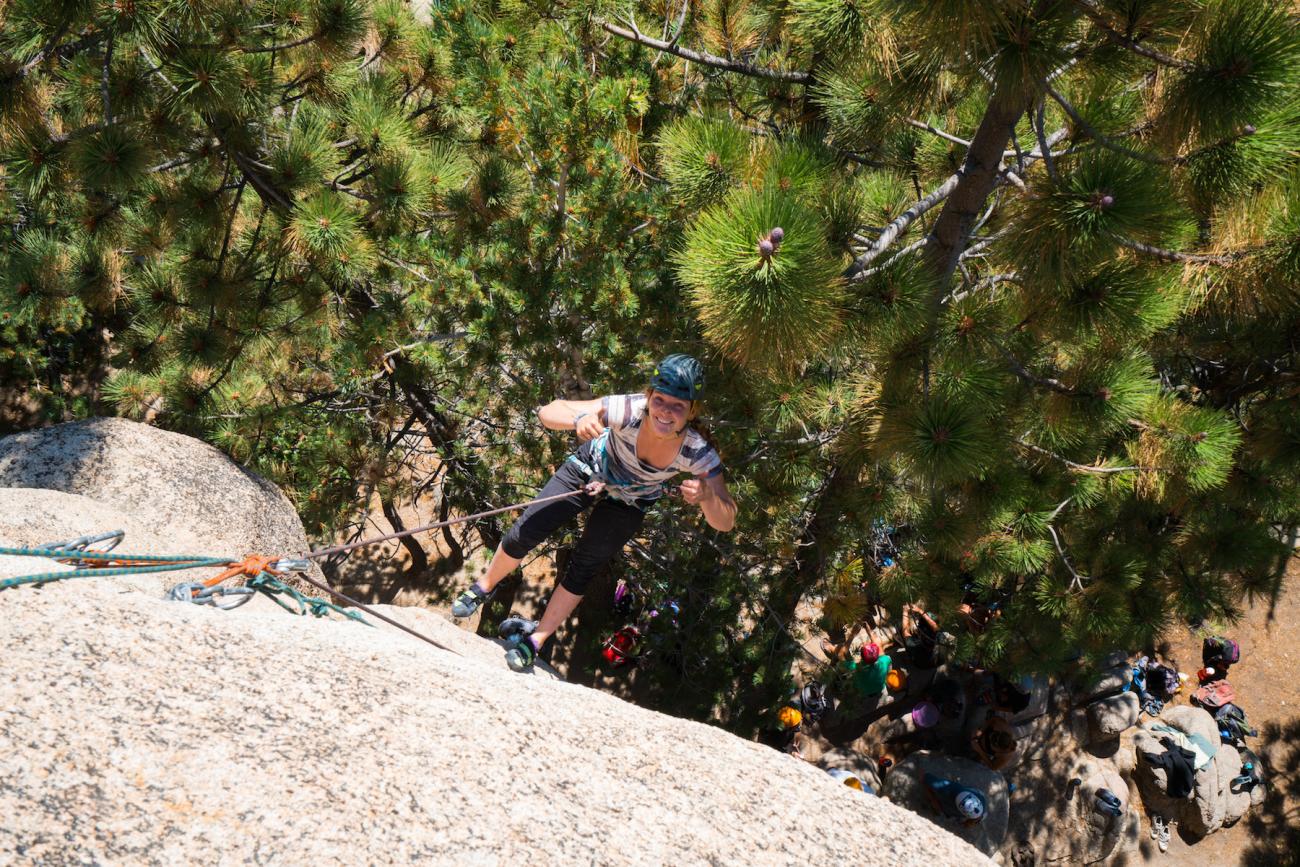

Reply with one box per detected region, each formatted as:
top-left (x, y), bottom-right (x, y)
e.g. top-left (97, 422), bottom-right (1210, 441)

top-left (923, 773), bottom-right (987, 828)
top-left (449, 355), bottom-right (737, 671)
top-left (842, 633), bottom-right (892, 698)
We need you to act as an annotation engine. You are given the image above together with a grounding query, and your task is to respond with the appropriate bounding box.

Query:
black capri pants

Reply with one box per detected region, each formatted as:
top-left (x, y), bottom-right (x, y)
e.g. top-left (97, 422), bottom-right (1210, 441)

top-left (500, 441), bottom-right (652, 596)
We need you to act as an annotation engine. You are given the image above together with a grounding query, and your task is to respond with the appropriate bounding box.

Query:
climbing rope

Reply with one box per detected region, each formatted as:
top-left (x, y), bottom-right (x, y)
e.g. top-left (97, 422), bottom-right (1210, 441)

top-left (0, 482), bottom-right (602, 655)
top-left (303, 483), bottom-right (603, 560)
top-left (0, 546), bottom-right (234, 590)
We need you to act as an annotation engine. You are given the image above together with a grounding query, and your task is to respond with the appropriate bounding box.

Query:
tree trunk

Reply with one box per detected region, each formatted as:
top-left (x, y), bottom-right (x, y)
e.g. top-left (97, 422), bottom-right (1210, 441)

top-left (922, 82), bottom-right (1031, 289)
top-left (379, 489), bottom-right (429, 577)
top-left (729, 462), bottom-right (852, 725)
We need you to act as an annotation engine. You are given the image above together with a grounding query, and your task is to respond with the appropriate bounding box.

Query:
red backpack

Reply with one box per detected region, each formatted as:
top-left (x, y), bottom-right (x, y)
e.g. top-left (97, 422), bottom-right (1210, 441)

top-left (1193, 679), bottom-right (1237, 712)
top-left (601, 626), bottom-right (641, 668)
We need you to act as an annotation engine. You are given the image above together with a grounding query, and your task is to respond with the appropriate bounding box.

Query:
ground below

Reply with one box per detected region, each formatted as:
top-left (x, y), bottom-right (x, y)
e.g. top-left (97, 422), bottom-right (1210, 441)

top-left (1148, 556), bottom-right (1299, 867)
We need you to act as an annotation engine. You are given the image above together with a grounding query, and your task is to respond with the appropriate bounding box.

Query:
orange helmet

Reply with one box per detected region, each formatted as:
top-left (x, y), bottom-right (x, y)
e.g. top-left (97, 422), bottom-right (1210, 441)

top-left (777, 706), bottom-right (803, 730)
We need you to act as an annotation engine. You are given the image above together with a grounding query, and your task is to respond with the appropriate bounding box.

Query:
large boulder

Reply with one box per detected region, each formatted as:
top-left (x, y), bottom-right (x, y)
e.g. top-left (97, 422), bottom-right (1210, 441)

top-left (0, 418), bottom-right (326, 591)
top-left (1078, 664), bottom-right (1132, 704)
top-left (1161, 705), bottom-right (1220, 752)
top-left (1132, 706), bottom-right (1256, 839)
top-left (1221, 744), bottom-right (1252, 827)
top-left (882, 752), bottom-right (1009, 857)
top-left (0, 434), bottom-right (990, 866)
top-left (1022, 756), bottom-right (1137, 865)
top-left (1087, 692), bottom-right (1139, 741)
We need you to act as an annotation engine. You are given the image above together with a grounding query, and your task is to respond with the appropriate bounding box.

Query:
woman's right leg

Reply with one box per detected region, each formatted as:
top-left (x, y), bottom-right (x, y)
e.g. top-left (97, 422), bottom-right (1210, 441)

top-left (451, 460), bottom-right (589, 617)
top-left (478, 545), bottom-right (522, 594)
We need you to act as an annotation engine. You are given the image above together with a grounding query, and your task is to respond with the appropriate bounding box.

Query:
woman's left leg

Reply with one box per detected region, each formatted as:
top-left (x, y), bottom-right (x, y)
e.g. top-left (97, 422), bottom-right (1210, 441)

top-left (528, 497), bottom-right (648, 648)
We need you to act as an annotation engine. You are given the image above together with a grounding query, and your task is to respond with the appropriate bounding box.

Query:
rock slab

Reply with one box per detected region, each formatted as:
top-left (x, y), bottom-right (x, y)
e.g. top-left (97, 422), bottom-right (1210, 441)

top-left (0, 417), bottom-right (326, 589)
top-left (1087, 691), bottom-right (1139, 741)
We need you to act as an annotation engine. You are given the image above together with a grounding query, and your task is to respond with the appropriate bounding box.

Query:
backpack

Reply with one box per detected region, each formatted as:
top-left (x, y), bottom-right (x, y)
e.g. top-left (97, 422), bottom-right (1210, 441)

top-left (601, 626), bottom-right (641, 668)
top-left (1193, 679), bottom-right (1237, 712)
top-left (1214, 703), bottom-right (1257, 742)
top-left (1150, 664), bottom-right (1180, 697)
top-left (799, 682), bottom-right (829, 723)
top-left (1202, 636), bottom-right (1241, 667)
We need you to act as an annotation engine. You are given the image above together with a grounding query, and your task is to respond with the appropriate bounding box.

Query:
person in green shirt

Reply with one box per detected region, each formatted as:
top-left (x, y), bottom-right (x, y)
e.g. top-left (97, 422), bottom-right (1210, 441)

top-left (845, 640), bottom-right (892, 695)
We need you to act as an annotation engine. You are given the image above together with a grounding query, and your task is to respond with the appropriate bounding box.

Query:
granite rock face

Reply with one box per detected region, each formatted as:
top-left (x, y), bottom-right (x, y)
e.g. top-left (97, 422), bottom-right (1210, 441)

top-left (0, 578), bottom-right (990, 866)
top-left (0, 418), bottom-right (326, 590)
top-left (0, 421), bottom-right (989, 866)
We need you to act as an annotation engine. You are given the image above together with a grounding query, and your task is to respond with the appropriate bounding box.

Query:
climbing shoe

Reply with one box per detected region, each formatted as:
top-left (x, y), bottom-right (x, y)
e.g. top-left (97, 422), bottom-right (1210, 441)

top-left (498, 615), bottom-right (538, 644)
top-left (451, 583), bottom-right (489, 619)
top-left (506, 637), bottom-right (538, 672)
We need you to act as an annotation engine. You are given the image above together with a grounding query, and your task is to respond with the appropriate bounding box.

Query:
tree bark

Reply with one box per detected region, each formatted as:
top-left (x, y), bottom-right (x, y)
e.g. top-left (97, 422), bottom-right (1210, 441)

top-left (379, 489), bottom-right (429, 577)
top-left (729, 462), bottom-right (852, 725)
top-left (922, 82), bottom-right (1032, 288)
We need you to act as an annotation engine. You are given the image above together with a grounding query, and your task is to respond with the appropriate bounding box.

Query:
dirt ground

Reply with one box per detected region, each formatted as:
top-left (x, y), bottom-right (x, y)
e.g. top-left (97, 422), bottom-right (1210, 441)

top-left (1144, 556), bottom-right (1300, 867)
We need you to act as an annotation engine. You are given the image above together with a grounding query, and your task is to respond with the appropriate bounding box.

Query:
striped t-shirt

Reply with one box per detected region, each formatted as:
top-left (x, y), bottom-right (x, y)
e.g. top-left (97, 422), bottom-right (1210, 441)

top-left (586, 393), bottom-right (723, 504)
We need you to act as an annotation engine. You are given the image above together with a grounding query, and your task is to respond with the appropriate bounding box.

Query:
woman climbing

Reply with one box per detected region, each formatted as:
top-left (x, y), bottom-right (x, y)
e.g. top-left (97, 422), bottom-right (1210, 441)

top-left (449, 354), bottom-right (737, 672)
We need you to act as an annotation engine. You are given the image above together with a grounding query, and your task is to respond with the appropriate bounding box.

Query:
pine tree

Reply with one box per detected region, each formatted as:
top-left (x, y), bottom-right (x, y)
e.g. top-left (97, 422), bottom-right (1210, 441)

top-left (5, 0), bottom-right (1299, 736)
top-left (602, 0), bottom-right (1300, 686)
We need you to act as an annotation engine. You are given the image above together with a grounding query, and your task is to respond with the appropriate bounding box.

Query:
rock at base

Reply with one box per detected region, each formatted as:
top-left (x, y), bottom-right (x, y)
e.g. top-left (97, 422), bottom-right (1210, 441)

top-left (1087, 692), bottom-right (1139, 742)
top-left (883, 751), bottom-right (1009, 857)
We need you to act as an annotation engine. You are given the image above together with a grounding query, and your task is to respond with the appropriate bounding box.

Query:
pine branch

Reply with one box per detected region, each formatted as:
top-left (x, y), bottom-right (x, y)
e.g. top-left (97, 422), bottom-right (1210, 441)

top-left (1015, 439), bottom-right (1142, 474)
top-left (905, 118), bottom-right (971, 148)
top-left (1047, 524), bottom-right (1090, 592)
top-left (846, 126), bottom-right (1069, 280)
top-left (1071, 0), bottom-right (1196, 72)
top-left (19, 20), bottom-right (73, 75)
top-left (244, 32), bottom-right (322, 53)
top-left (595, 17), bottom-right (811, 83)
top-left (844, 173), bottom-right (960, 279)
top-left (1045, 84), bottom-right (1169, 166)
top-left (1116, 238), bottom-right (1246, 265)
top-left (101, 32), bottom-right (114, 125)
top-left (998, 344), bottom-right (1082, 396)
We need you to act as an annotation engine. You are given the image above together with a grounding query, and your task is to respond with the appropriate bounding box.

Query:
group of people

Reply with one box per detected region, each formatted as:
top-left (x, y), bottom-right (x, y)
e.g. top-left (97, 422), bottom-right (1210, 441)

top-left (760, 598), bottom-right (1039, 825)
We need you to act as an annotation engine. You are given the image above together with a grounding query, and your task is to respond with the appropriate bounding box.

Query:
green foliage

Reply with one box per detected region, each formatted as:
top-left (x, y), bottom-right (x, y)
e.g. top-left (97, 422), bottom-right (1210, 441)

top-left (1161, 0), bottom-right (1300, 144)
top-left (655, 115), bottom-right (751, 210)
top-left (1007, 152), bottom-right (1182, 282)
top-left (677, 187), bottom-right (844, 371)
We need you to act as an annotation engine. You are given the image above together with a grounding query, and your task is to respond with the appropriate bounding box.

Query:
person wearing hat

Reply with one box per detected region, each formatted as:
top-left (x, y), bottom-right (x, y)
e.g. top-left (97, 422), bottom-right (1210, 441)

top-left (969, 715), bottom-right (1018, 771)
top-left (449, 354), bottom-right (737, 671)
top-left (834, 626), bottom-right (892, 710)
top-left (759, 705), bottom-right (805, 756)
top-left (923, 773), bottom-right (988, 827)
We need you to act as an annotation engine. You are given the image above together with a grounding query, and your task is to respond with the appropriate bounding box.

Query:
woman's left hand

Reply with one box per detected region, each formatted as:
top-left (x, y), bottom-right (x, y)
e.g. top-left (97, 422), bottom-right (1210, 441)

top-left (678, 478), bottom-right (710, 505)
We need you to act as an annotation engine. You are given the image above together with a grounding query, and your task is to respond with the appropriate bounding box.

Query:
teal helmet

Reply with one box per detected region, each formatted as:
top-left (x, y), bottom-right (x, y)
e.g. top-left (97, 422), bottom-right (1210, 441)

top-left (650, 354), bottom-right (704, 401)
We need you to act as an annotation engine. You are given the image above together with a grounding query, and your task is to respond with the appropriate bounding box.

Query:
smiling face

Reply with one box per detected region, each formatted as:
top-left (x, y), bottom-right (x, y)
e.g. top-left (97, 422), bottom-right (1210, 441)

top-left (645, 389), bottom-right (695, 437)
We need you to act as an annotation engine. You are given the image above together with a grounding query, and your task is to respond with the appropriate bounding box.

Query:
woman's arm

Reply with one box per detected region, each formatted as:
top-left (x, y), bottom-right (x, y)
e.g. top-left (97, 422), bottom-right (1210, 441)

top-left (681, 472), bottom-right (737, 532)
top-left (537, 398), bottom-right (606, 440)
